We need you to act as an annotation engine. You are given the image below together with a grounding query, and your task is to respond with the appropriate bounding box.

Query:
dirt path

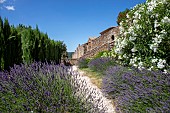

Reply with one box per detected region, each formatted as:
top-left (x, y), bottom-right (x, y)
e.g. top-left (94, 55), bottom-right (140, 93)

top-left (71, 66), bottom-right (116, 113)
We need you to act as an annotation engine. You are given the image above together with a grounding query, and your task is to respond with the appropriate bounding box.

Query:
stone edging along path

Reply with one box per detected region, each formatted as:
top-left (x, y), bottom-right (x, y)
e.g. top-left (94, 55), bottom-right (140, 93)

top-left (70, 66), bottom-right (116, 113)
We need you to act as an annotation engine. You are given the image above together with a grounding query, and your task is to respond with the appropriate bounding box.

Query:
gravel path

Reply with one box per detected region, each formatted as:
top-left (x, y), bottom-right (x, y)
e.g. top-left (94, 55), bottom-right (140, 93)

top-left (71, 66), bottom-right (116, 113)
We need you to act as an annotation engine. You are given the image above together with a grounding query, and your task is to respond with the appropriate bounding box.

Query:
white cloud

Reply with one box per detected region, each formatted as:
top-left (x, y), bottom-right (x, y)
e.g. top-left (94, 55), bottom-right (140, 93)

top-left (0, 0), bottom-right (6, 4)
top-left (5, 5), bottom-right (15, 10)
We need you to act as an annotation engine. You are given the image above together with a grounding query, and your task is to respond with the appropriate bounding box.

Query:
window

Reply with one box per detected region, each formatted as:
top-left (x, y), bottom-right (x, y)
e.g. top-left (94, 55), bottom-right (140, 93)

top-left (111, 35), bottom-right (115, 40)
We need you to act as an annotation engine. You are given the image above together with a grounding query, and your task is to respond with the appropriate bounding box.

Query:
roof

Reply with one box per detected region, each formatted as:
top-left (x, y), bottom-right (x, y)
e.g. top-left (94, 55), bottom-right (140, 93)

top-left (100, 26), bottom-right (118, 35)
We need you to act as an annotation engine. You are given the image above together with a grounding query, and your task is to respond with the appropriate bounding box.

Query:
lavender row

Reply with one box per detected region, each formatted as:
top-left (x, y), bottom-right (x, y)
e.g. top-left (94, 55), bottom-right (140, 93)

top-left (102, 65), bottom-right (170, 113)
top-left (88, 57), bottom-right (117, 73)
top-left (0, 62), bottom-right (105, 112)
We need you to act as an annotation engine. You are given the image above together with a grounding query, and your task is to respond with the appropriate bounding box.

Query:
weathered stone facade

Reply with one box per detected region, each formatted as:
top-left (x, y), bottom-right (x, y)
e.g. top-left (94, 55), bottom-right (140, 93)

top-left (72, 26), bottom-right (119, 59)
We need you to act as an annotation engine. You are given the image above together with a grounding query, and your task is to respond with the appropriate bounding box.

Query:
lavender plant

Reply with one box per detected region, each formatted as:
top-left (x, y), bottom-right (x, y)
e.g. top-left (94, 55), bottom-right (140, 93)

top-left (77, 58), bottom-right (90, 69)
top-left (88, 57), bottom-right (117, 74)
top-left (102, 65), bottom-right (170, 113)
top-left (0, 62), bottom-right (106, 113)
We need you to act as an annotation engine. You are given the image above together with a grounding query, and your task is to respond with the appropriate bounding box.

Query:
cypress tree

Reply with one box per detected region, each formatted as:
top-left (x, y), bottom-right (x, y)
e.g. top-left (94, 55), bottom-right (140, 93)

top-left (38, 34), bottom-right (46, 62)
top-left (3, 18), bottom-right (11, 70)
top-left (0, 17), bottom-right (4, 70)
top-left (10, 26), bottom-right (23, 65)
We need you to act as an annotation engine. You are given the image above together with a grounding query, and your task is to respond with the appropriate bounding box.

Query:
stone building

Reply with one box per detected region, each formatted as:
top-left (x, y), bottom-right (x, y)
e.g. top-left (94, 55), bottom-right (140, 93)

top-left (72, 26), bottom-right (119, 59)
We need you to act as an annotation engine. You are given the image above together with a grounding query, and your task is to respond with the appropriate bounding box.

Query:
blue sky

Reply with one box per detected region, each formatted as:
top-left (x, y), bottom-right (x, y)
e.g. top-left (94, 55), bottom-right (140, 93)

top-left (0, 0), bottom-right (146, 52)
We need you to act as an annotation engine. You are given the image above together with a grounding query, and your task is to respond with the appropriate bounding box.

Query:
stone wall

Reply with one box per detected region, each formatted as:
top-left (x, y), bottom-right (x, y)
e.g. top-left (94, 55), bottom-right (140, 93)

top-left (72, 26), bottom-right (119, 59)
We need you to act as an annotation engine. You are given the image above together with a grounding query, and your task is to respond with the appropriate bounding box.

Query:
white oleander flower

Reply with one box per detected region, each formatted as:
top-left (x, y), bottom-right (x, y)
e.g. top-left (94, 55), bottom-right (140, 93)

top-left (129, 36), bottom-right (136, 41)
top-left (138, 61), bottom-right (144, 70)
top-left (160, 30), bottom-right (167, 35)
top-left (130, 57), bottom-right (137, 64)
top-left (133, 63), bottom-right (138, 67)
top-left (134, 11), bottom-right (141, 19)
top-left (163, 69), bottom-right (167, 74)
top-left (131, 47), bottom-right (137, 52)
top-left (147, 0), bottom-right (157, 12)
top-left (126, 14), bottom-right (130, 19)
top-left (138, 57), bottom-right (141, 60)
top-left (118, 55), bottom-right (122, 59)
top-left (128, 26), bottom-right (134, 33)
top-left (135, 24), bottom-right (140, 29)
top-left (161, 16), bottom-right (170, 23)
top-left (120, 22), bottom-right (123, 26)
top-left (157, 59), bottom-right (166, 69)
top-left (115, 48), bottom-right (122, 54)
top-left (124, 32), bottom-right (128, 36)
top-left (154, 20), bottom-right (160, 28)
top-left (119, 25), bottom-right (124, 32)
top-left (133, 19), bottom-right (138, 24)
top-left (121, 39), bottom-right (128, 47)
top-left (123, 54), bottom-right (127, 58)
top-left (151, 58), bottom-right (158, 63)
top-left (148, 66), bottom-right (154, 71)
top-left (150, 43), bottom-right (158, 52)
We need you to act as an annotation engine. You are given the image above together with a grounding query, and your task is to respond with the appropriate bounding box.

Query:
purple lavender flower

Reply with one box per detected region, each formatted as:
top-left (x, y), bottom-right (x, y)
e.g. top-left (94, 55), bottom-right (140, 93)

top-left (0, 62), bottom-right (106, 112)
top-left (102, 65), bottom-right (170, 112)
top-left (88, 57), bottom-right (117, 73)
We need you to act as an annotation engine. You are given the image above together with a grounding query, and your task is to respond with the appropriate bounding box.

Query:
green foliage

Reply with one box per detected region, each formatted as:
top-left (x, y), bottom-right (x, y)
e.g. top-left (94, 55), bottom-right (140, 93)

top-left (94, 51), bottom-right (107, 58)
top-left (0, 17), bottom-right (67, 70)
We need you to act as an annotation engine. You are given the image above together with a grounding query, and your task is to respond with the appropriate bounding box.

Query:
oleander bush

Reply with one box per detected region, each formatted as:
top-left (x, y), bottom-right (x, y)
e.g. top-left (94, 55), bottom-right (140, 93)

top-left (88, 57), bottom-right (117, 73)
top-left (104, 0), bottom-right (170, 73)
top-left (0, 62), bottom-right (106, 113)
top-left (102, 65), bottom-right (170, 113)
top-left (77, 58), bottom-right (90, 69)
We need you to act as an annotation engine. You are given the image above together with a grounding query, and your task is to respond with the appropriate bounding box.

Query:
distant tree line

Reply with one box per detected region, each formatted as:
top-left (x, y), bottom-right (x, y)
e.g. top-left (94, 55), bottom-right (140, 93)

top-left (0, 17), bottom-right (67, 70)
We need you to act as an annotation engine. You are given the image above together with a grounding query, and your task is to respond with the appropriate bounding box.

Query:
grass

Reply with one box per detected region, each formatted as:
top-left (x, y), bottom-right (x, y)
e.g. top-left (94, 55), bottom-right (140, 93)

top-left (79, 68), bottom-right (103, 89)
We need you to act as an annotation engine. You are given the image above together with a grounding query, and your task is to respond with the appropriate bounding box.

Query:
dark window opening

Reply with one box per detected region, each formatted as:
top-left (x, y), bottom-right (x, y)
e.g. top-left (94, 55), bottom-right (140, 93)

top-left (111, 35), bottom-right (115, 40)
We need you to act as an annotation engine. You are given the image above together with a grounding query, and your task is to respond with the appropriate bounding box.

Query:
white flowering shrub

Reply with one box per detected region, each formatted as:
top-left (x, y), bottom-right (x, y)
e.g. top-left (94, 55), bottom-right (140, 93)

top-left (114, 0), bottom-right (170, 72)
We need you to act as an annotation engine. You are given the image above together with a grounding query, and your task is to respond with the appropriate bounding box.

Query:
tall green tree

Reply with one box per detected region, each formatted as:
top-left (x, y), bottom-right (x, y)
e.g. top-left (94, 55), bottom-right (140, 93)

top-left (0, 17), bottom-right (4, 70)
top-left (38, 34), bottom-right (47, 62)
top-left (3, 18), bottom-right (11, 70)
top-left (32, 25), bottom-right (40, 61)
top-left (21, 29), bottom-right (31, 63)
top-left (10, 26), bottom-right (23, 65)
